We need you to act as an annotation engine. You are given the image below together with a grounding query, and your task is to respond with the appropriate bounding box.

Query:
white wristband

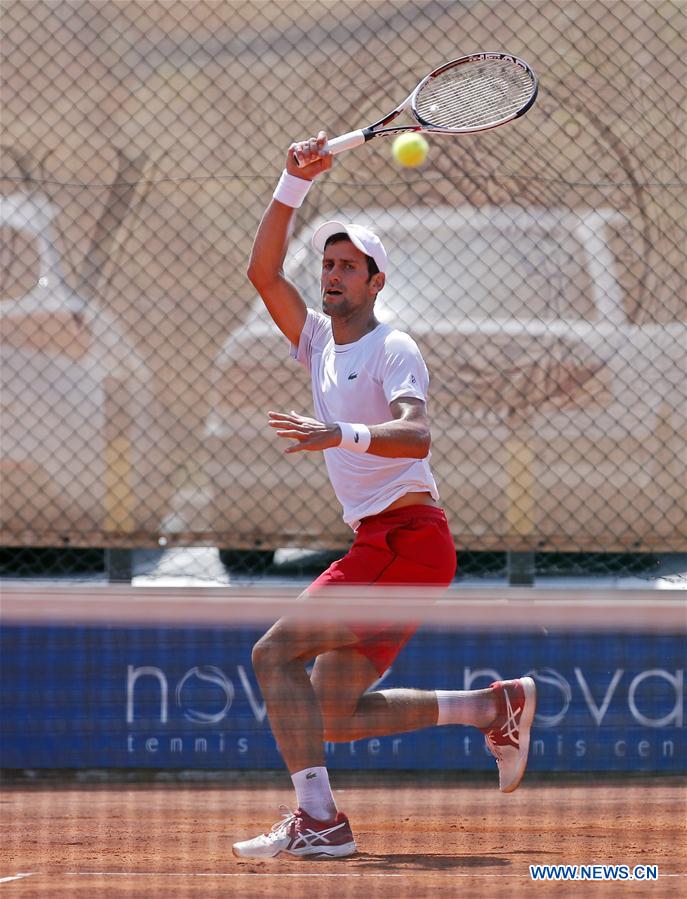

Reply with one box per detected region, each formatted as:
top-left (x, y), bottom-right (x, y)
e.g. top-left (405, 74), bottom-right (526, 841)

top-left (272, 170), bottom-right (312, 208)
top-left (336, 421), bottom-right (371, 453)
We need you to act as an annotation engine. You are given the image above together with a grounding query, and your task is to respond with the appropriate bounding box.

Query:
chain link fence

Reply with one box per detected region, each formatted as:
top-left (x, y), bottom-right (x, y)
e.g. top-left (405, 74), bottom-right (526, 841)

top-left (1, 0), bottom-right (685, 578)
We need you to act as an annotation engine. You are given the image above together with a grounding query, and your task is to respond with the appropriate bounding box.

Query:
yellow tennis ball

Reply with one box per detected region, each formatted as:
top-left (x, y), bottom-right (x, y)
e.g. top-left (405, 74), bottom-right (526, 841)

top-left (392, 133), bottom-right (429, 167)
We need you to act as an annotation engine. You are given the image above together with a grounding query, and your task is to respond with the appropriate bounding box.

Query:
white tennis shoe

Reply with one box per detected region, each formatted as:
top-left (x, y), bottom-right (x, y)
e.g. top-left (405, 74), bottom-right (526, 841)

top-left (482, 676), bottom-right (537, 793)
top-left (232, 806), bottom-right (356, 860)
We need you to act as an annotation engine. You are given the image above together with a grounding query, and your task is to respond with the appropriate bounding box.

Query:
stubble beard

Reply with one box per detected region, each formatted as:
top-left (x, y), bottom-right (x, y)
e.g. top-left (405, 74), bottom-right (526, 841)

top-left (322, 293), bottom-right (353, 318)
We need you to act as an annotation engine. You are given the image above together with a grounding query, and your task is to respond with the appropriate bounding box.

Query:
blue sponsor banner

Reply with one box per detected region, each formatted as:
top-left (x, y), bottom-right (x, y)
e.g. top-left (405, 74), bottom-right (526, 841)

top-left (0, 625), bottom-right (684, 771)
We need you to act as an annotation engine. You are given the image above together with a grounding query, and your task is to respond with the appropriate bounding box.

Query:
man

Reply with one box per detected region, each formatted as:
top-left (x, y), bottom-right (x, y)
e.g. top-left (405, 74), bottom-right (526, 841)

top-left (232, 132), bottom-right (536, 860)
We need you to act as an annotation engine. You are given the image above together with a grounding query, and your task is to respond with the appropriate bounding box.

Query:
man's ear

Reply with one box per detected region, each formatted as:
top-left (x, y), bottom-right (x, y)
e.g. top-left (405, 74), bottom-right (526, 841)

top-left (370, 272), bottom-right (386, 295)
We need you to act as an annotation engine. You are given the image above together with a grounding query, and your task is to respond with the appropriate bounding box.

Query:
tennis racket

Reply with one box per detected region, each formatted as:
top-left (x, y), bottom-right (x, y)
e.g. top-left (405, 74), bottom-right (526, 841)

top-left (296, 52), bottom-right (538, 165)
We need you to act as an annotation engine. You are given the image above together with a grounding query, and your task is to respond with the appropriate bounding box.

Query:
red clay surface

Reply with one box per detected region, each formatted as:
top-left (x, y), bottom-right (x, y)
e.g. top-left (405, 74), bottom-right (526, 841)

top-left (2, 775), bottom-right (685, 897)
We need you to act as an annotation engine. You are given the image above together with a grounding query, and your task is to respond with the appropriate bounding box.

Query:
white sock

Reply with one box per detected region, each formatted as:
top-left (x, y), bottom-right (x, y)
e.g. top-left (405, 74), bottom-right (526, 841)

top-left (435, 689), bottom-right (496, 728)
top-left (291, 767), bottom-right (337, 821)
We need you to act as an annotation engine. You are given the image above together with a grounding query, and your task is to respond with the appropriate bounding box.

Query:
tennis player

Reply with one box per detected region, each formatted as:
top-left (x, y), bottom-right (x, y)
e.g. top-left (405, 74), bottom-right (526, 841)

top-left (232, 132), bottom-right (536, 860)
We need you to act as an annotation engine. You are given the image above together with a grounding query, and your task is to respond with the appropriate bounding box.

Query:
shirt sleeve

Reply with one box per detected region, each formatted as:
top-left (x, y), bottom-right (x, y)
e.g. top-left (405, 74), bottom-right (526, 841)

top-left (382, 331), bottom-right (430, 404)
top-left (290, 308), bottom-right (332, 370)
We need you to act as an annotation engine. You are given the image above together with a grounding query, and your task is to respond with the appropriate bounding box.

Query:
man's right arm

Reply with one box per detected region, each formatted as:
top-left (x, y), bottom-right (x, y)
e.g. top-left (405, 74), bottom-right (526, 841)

top-left (247, 132), bottom-right (332, 347)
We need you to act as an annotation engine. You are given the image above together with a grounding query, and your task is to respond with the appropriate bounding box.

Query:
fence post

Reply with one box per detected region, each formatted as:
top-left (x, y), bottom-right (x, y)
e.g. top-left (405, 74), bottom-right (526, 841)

top-left (105, 548), bottom-right (133, 583)
top-left (507, 551), bottom-right (535, 587)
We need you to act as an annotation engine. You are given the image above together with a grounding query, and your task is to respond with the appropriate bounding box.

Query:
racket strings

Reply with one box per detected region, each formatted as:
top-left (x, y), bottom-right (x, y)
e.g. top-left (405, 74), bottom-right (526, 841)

top-left (415, 60), bottom-right (534, 130)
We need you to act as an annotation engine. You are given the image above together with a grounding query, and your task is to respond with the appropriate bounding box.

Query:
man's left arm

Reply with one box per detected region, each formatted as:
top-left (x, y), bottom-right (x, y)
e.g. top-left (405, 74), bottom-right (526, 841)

top-left (267, 397), bottom-right (430, 458)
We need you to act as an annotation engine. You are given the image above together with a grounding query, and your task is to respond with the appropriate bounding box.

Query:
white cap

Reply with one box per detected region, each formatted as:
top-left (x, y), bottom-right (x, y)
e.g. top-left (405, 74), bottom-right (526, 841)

top-left (311, 220), bottom-right (388, 274)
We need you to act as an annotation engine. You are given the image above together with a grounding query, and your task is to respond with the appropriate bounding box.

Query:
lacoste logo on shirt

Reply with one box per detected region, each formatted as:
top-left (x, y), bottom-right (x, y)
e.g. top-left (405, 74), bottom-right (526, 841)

top-left (347, 372), bottom-right (358, 380)
top-left (306, 772), bottom-right (317, 779)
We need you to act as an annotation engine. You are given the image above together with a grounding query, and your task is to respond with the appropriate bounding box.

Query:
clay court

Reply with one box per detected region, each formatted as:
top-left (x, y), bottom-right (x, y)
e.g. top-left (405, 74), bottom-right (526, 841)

top-left (2, 774), bottom-right (685, 897)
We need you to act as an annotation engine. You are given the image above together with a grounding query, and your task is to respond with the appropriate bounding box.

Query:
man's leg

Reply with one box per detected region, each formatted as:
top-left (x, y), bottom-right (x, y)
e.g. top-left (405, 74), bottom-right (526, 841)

top-left (251, 616), bottom-right (363, 773)
top-left (232, 615), bottom-right (363, 860)
top-left (311, 647), bottom-right (498, 742)
top-left (312, 647), bottom-right (537, 794)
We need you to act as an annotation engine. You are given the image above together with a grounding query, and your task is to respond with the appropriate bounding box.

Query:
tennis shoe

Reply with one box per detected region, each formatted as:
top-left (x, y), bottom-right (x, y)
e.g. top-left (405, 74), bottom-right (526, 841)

top-left (232, 806), bottom-right (356, 859)
top-left (482, 676), bottom-right (536, 793)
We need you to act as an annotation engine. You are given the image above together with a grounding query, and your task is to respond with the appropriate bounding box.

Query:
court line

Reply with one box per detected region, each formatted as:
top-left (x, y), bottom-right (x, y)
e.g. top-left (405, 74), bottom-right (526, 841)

top-left (8, 871), bottom-right (685, 881)
top-left (61, 870), bottom-right (560, 878)
top-left (63, 870), bottom-right (687, 879)
top-left (69, 871), bottom-right (404, 878)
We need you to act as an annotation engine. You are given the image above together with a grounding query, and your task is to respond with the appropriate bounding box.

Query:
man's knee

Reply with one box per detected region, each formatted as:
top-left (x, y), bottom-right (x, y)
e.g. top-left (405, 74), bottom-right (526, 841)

top-left (251, 635), bottom-right (276, 676)
top-left (251, 631), bottom-right (300, 677)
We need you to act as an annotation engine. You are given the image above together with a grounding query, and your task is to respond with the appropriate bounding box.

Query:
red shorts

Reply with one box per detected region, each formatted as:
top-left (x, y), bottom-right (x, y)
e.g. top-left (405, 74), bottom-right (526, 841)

top-left (308, 505), bottom-right (457, 675)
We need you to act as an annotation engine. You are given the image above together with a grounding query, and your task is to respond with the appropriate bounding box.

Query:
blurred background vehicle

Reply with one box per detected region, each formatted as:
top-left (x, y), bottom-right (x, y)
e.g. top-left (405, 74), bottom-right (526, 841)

top-left (182, 205), bottom-right (686, 560)
top-left (0, 190), bottom-right (163, 544)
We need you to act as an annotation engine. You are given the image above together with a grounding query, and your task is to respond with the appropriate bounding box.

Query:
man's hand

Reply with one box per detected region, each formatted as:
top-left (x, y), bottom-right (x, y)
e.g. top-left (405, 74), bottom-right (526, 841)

top-left (268, 410), bottom-right (341, 454)
top-left (286, 131), bottom-right (333, 181)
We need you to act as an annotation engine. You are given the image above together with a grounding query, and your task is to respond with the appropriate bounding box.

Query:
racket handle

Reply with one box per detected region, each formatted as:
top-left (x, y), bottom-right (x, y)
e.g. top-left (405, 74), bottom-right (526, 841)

top-left (294, 129), bottom-right (367, 167)
top-left (325, 130), bottom-right (367, 155)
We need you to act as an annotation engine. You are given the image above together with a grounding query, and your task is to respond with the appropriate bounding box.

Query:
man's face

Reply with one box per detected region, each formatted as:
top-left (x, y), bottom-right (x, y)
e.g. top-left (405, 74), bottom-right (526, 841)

top-left (320, 239), bottom-right (381, 318)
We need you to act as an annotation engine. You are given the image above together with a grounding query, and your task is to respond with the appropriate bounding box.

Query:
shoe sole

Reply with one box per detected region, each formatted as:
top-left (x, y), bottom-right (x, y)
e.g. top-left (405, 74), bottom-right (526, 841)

top-left (286, 840), bottom-right (357, 859)
top-left (232, 840), bottom-right (357, 860)
top-left (232, 845), bottom-right (274, 859)
top-left (501, 675), bottom-right (537, 793)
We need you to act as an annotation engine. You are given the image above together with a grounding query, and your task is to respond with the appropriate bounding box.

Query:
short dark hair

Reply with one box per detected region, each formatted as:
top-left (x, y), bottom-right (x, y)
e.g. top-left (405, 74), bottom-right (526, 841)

top-left (323, 232), bottom-right (380, 279)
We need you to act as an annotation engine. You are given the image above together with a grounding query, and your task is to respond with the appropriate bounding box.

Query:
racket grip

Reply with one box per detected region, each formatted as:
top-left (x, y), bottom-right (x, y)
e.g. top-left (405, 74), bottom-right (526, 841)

top-left (294, 130), bottom-right (367, 167)
top-left (325, 130), bottom-right (367, 155)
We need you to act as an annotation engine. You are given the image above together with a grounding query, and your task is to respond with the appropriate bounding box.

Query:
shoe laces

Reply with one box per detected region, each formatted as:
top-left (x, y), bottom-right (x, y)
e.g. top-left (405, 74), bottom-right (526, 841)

top-left (266, 805), bottom-right (298, 839)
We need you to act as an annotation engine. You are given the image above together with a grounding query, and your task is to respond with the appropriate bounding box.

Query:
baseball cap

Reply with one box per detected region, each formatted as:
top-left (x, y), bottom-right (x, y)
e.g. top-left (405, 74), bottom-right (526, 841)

top-left (311, 220), bottom-right (388, 274)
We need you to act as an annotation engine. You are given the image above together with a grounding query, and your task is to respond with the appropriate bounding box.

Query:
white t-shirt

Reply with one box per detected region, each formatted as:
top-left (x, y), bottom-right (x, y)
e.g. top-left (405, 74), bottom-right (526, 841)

top-left (291, 309), bottom-right (439, 529)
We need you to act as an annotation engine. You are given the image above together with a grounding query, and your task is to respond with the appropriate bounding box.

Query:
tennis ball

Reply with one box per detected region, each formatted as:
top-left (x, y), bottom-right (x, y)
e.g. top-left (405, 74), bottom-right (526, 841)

top-left (392, 133), bottom-right (429, 167)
